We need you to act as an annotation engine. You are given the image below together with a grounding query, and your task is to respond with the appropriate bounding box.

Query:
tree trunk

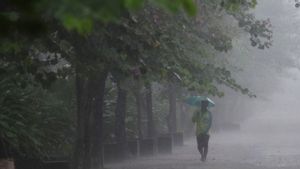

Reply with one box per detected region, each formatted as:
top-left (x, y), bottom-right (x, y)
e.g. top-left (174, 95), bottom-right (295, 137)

top-left (73, 70), bottom-right (108, 169)
top-left (135, 92), bottom-right (143, 140)
top-left (114, 82), bottom-right (128, 159)
top-left (168, 83), bottom-right (177, 133)
top-left (145, 84), bottom-right (155, 138)
top-left (179, 101), bottom-right (185, 131)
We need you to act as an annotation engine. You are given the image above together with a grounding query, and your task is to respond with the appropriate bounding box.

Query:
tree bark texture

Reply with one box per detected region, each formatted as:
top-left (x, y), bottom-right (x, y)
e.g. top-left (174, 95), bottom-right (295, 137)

top-left (178, 102), bottom-right (184, 131)
top-left (114, 82), bottom-right (128, 159)
top-left (168, 83), bottom-right (177, 133)
top-left (73, 70), bottom-right (108, 169)
top-left (145, 84), bottom-right (155, 138)
top-left (135, 92), bottom-right (143, 140)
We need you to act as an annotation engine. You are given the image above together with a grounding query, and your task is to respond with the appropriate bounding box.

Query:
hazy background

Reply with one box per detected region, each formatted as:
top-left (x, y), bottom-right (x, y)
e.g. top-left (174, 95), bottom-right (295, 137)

top-left (213, 0), bottom-right (300, 135)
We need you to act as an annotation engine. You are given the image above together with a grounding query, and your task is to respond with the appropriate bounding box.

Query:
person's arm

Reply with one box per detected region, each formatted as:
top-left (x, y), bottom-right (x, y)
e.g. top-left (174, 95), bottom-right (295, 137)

top-left (207, 111), bottom-right (212, 130)
top-left (203, 111), bottom-right (212, 133)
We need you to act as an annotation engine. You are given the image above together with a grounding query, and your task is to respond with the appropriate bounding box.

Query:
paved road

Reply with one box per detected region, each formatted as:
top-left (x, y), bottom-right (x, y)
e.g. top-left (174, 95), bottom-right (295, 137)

top-left (106, 132), bottom-right (300, 169)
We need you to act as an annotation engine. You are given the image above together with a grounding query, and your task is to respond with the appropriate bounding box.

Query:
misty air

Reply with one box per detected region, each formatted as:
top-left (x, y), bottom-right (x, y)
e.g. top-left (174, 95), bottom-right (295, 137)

top-left (1, 0), bottom-right (300, 169)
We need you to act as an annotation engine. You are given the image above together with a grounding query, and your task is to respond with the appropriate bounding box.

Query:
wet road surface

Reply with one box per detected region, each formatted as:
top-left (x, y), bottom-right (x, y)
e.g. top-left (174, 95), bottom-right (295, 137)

top-left (107, 132), bottom-right (300, 169)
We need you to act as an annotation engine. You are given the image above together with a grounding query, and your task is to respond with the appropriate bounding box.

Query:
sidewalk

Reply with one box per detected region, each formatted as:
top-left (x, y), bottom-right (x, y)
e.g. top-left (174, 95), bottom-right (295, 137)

top-left (106, 133), bottom-right (300, 169)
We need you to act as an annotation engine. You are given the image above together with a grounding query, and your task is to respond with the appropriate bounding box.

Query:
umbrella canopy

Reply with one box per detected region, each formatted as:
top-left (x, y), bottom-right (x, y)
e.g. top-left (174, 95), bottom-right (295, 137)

top-left (185, 96), bottom-right (215, 108)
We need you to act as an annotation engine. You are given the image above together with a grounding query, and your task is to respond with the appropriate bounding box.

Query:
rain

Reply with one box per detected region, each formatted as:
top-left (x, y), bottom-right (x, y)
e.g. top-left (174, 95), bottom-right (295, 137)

top-left (1, 0), bottom-right (300, 169)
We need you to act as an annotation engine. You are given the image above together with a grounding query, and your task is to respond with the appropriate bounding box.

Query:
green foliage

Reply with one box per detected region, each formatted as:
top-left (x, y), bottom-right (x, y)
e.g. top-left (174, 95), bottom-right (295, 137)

top-left (0, 64), bottom-right (74, 157)
top-left (0, 36), bottom-right (69, 88)
top-left (220, 0), bottom-right (257, 11)
top-left (62, 14), bottom-right (93, 34)
top-left (124, 0), bottom-right (145, 9)
top-left (154, 0), bottom-right (196, 16)
top-left (90, 2), bottom-right (261, 99)
top-left (0, 0), bottom-right (198, 36)
top-left (0, 40), bottom-right (22, 54)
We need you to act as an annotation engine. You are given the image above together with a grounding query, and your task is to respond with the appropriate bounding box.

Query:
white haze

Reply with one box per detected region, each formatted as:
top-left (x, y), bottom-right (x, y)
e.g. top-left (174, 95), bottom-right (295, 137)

top-left (220, 1), bottom-right (300, 164)
top-left (220, 0), bottom-right (300, 135)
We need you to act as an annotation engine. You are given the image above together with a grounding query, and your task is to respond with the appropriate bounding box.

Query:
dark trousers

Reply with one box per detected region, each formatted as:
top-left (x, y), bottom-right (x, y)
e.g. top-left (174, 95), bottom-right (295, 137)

top-left (196, 134), bottom-right (210, 161)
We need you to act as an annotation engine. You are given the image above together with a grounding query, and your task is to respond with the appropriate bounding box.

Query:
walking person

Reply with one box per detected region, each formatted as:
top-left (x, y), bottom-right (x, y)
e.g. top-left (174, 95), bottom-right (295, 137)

top-left (192, 100), bottom-right (212, 162)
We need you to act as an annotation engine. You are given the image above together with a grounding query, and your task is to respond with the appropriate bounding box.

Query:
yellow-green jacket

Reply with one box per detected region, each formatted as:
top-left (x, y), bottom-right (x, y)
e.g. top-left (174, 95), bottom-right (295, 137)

top-left (192, 110), bottom-right (212, 135)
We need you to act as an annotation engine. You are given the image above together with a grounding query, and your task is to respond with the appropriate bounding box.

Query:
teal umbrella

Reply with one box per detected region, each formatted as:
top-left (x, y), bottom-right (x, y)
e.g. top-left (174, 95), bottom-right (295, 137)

top-left (185, 96), bottom-right (215, 108)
